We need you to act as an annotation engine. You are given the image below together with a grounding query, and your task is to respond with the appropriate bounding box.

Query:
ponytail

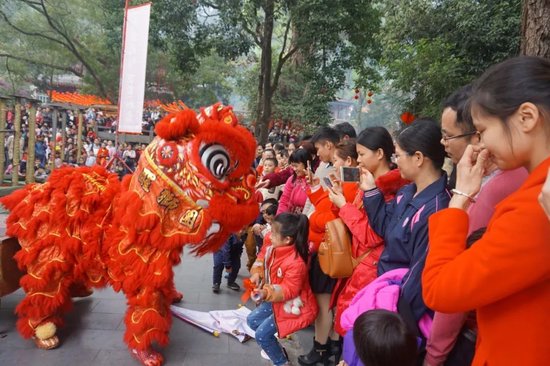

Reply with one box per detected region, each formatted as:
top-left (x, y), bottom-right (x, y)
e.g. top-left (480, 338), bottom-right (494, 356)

top-left (274, 213), bottom-right (310, 263)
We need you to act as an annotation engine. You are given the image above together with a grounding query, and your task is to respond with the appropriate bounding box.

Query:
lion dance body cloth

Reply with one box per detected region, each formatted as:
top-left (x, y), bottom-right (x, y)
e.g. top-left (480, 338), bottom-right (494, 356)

top-left (0, 103), bottom-right (259, 366)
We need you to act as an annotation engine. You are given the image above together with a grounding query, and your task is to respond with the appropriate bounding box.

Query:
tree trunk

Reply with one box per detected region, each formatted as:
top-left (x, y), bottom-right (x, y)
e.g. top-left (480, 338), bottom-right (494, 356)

top-left (521, 0), bottom-right (550, 58)
top-left (256, 0), bottom-right (275, 145)
top-left (254, 72), bottom-right (264, 139)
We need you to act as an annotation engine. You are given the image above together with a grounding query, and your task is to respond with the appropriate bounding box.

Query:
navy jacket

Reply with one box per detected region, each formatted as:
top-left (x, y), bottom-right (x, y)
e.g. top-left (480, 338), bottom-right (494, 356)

top-left (363, 173), bottom-right (450, 321)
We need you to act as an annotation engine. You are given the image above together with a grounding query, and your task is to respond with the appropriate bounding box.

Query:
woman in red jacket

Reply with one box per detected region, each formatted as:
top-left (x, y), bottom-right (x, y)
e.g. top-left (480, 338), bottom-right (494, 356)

top-left (328, 127), bottom-right (408, 339)
top-left (422, 56), bottom-right (550, 366)
top-left (248, 213), bottom-right (318, 366)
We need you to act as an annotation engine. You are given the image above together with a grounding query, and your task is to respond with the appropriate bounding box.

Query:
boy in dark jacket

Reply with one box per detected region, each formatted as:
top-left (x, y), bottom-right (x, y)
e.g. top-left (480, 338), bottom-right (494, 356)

top-left (212, 230), bottom-right (247, 293)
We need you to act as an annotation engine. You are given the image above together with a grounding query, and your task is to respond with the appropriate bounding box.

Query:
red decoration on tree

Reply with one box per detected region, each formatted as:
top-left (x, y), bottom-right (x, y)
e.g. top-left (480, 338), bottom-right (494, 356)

top-left (400, 112), bottom-right (415, 125)
top-left (367, 91), bottom-right (373, 97)
top-left (367, 99), bottom-right (372, 104)
top-left (354, 95), bottom-right (359, 100)
top-left (354, 88), bottom-right (360, 94)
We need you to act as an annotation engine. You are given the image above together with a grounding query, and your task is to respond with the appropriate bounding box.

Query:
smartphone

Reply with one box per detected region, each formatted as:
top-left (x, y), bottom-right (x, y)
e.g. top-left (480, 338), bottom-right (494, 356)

top-left (323, 176), bottom-right (333, 188)
top-left (340, 167), bottom-right (361, 182)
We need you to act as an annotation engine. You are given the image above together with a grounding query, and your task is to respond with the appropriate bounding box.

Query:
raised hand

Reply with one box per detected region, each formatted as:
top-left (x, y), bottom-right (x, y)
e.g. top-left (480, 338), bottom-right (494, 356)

top-left (255, 178), bottom-right (270, 189)
top-left (450, 144), bottom-right (488, 209)
top-left (359, 168), bottom-right (376, 191)
top-left (456, 144), bottom-right (487, 197)
top-left (328, 187), bottom-right (346, 208)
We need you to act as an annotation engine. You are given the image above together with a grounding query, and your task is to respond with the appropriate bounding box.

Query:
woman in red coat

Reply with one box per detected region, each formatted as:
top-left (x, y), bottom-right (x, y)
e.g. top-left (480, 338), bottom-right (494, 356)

top-left (422, 56), bottom-right (550, 366)
top-left (327, 128), bottom-right (408, 338)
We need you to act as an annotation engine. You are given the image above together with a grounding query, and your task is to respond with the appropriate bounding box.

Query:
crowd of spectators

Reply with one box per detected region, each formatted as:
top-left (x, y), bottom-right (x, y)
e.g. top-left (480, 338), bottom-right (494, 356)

top-left (2, 104), bottom-right (164, 180)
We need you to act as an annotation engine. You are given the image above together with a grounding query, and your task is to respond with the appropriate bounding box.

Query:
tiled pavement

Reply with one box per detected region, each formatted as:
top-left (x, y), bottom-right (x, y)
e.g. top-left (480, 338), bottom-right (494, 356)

top-left (0, 218), bottom-right (315, 365)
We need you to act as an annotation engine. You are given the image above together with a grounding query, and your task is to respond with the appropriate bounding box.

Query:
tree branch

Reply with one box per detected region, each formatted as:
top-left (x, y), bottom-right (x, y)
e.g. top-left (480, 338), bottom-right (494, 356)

top-left (0, 9), bottom-right (68, 48)
top-left (37, 0), bottom-right (108, 97)
top-left (239, 14), bottom-right (262, 46)
top-left (271, 17), bottom-right (297, 94)
top-left (0, 53), bottom-right (83, 75)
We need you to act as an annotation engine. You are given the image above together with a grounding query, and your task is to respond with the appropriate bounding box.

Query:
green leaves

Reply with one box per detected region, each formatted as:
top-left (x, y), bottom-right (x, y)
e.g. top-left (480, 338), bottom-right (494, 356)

top-left (378, 0), bottom-right (521, 118)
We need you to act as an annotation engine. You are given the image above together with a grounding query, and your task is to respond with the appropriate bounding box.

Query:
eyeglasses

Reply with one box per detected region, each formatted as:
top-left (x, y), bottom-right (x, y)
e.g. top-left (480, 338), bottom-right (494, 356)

top-left (442, 131), bottom-right (479, 142)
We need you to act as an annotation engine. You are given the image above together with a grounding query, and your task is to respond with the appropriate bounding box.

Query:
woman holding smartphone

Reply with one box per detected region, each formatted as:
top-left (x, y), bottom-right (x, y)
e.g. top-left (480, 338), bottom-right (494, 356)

top-left (327, 128), bottom-right (408, 338)
top-left (300, 140), bottom-right (359, 365)
top-left (360, 119), bottom-right (450, 330)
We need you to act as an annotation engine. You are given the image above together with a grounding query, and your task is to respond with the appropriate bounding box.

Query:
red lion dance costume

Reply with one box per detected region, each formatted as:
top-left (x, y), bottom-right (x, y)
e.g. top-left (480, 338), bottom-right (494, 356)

top-left (0, 103), bottom-right (259, 366)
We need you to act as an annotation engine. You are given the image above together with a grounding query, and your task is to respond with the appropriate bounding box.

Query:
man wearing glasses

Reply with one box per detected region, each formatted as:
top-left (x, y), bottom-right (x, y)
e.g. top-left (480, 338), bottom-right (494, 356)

top-left (424, 85), bottom-right (528, 366)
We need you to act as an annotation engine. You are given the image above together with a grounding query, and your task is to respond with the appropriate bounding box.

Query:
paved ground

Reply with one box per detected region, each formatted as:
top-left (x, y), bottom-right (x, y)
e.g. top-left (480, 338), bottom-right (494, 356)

top-left (0, 217), bottom-right (315, 365)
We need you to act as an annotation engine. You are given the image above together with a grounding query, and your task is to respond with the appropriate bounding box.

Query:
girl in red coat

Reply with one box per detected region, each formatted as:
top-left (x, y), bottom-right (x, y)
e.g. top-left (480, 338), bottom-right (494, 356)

top-left (328, 128), bottom-right (408, 338)
top-left (248, 213), bottom-right (318, 366)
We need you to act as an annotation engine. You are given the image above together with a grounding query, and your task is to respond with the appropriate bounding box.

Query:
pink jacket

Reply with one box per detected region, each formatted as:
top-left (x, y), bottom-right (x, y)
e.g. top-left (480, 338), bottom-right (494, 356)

top-left (340, 268), bottom-right (407, 331)
top-left (341, 268), bottom-right (431, 338)
top-left (277, 175), bottom-right (308, 214)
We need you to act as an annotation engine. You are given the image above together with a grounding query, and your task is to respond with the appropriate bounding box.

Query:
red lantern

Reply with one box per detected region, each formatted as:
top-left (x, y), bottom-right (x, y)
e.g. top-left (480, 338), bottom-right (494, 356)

top-left (367, 99), bottom-right (372, 104)
top-left (367, 91), bottom-right (373, 97)
top-left (354, 88), bottom-right (360, 94)
top-left (400, 112), bottom-right (415, 125)
top-left (354, 95), bottom-right (359, 100)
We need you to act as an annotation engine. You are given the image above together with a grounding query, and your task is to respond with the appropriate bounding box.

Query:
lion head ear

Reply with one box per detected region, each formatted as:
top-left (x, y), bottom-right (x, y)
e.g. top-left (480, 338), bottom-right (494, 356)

top-left (155, 109), bottom-right (199, 140)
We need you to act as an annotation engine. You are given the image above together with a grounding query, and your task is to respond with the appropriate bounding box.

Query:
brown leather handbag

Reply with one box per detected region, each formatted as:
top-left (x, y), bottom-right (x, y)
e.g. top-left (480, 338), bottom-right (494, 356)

top-left (318, 218), bottom-right (371, 278)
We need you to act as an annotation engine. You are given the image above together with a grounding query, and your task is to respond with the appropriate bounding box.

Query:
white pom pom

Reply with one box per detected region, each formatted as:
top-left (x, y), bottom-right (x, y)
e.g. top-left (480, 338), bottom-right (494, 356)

top-left (291, 306), bottom-right (301, 315)
top-left (283, 302), bottom-right (292, 313)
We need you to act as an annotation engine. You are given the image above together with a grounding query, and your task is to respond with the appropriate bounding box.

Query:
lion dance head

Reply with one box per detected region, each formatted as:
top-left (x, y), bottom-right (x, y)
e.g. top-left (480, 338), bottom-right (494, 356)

top-left (123, 103), bottom-right (258, 255)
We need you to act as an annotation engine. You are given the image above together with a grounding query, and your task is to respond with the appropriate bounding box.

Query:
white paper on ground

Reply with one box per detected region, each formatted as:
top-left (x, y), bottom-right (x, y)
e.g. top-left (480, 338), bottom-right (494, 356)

top-left (170, 305), bottom-right (256, 342)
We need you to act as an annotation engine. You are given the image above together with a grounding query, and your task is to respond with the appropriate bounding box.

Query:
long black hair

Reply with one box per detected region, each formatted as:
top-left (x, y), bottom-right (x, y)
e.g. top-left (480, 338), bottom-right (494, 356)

top-left (273, 213), bottom-right (309, 263)
top-left (397, 118), bottom-right (446, 170)
top-left (288, 148), bottom-right (312, 182)
top-left (468, 56), bottom-right (550, 134)
top-left (357, 126), bottom-right (395, 167)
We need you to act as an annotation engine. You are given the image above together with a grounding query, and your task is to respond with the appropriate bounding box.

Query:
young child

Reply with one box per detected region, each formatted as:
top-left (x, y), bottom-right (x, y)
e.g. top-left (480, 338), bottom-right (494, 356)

top-left (341, 309), bottom-right (417, 366)
top-left (247, 213), bottom-right (318, 366)
top-left (212, 229), bottom-right (247, 293)
top-left (258, 157), bottom-right (282, 201)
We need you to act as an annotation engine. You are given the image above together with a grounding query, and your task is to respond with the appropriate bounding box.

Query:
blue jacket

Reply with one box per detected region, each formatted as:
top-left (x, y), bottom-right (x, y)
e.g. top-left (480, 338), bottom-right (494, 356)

top-left (363, 174), bottom-right (450, 321)
top-left (220, 234), bottom-right (245, 267)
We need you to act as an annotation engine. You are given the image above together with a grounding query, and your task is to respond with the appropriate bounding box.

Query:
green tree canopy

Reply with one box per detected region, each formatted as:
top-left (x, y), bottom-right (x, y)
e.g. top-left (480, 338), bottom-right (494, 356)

top-left (379, 0), bottom-right (521, 118)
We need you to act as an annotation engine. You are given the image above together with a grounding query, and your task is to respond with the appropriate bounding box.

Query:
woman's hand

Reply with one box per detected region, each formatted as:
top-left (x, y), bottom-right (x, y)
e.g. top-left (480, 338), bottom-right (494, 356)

top-left (328, 188), bottom-right (347, 208)
top-left (359, 168), bottom-right (376, 191)
top-left (539, 168), bottom-right (550, 221)
top-left (450, 144), bottom-right (488, 210)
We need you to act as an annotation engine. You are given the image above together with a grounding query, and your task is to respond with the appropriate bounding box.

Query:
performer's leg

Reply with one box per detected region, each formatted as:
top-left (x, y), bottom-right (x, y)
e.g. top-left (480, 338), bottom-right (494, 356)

top-left (15, 261), bottom-right (74, 349)
top-left (124, 286), bottom-right (171, 366)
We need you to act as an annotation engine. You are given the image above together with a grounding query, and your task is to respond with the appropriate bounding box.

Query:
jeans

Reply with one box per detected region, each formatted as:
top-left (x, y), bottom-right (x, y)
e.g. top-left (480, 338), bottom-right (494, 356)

top-left (247, 302), bottom-right (287, 366)
top-left (212, 248), bottom-right (241, 285)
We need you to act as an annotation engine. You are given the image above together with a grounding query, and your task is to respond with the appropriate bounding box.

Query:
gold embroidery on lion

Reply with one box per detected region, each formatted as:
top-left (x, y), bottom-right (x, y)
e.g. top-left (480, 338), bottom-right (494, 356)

top-left (157, 189), bottom-right (179, 210)
top-left (179, 210), bottom-right (200, 228)
top-left (138, 168), bottom-right (156, 193)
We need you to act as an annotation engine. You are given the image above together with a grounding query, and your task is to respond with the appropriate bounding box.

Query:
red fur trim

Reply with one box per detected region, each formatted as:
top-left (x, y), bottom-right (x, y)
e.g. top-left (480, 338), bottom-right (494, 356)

top-left (375, 169), bottom-right (410, 201)
top-left (154, 109), bottom-right (199, 141)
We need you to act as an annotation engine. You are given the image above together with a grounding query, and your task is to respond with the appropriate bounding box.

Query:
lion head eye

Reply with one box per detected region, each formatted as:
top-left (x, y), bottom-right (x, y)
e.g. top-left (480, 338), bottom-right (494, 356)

top-left (200, 143), bottom-right (230, 181)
